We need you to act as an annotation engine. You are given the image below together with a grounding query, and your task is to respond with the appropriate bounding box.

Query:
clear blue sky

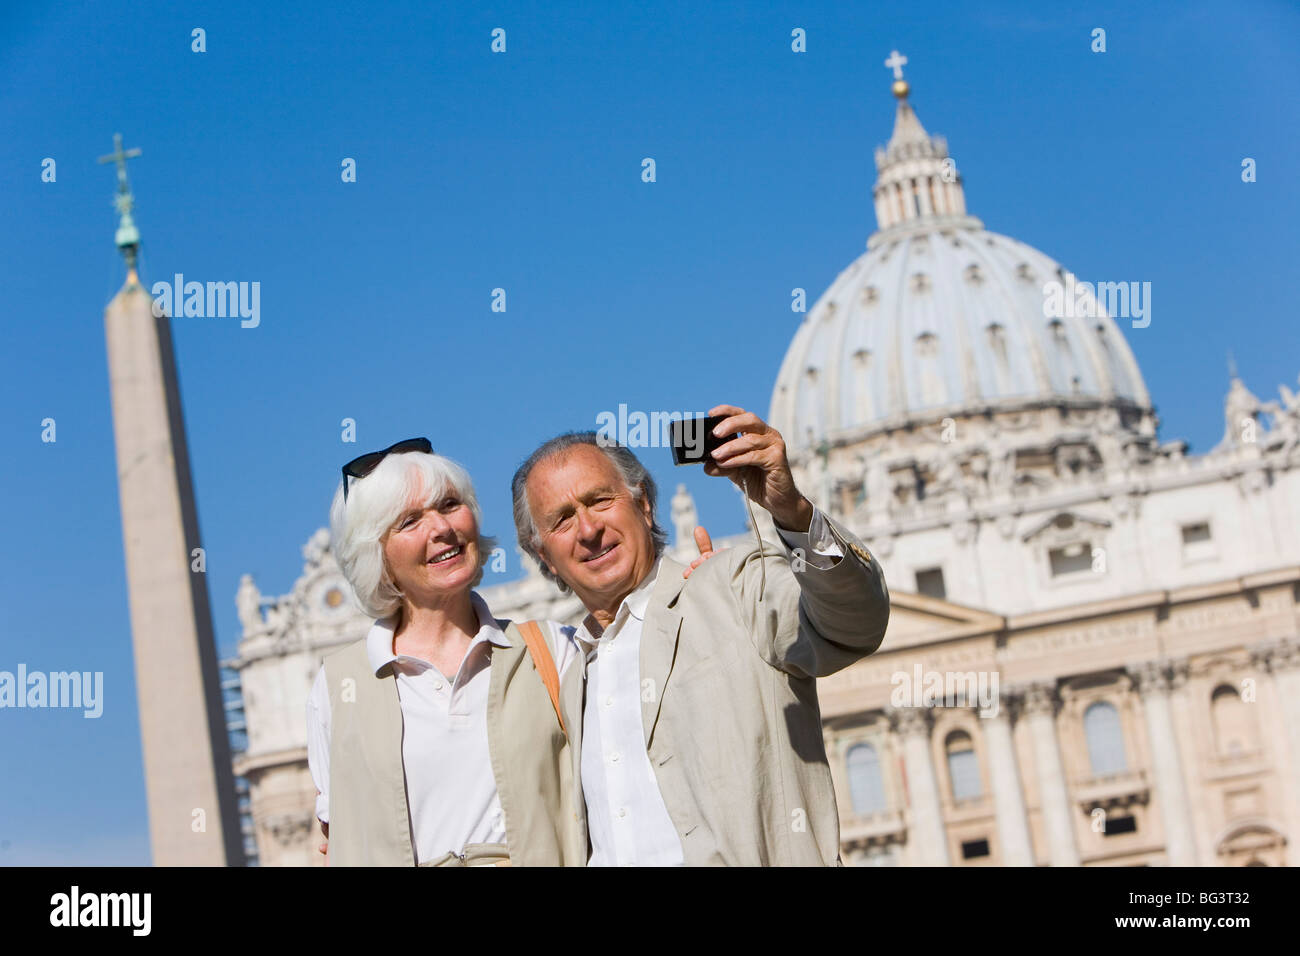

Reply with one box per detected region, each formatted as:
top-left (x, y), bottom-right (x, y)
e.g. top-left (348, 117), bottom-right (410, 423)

top-left (1, 0), bottom-right (1296, 864)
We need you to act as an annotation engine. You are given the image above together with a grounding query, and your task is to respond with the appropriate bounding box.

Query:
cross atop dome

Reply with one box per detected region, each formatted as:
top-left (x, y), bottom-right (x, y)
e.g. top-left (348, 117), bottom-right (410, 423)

top-left (869, 55), bottom-right (981, 242)
top-left (884, 49), bottom-right (910, 99)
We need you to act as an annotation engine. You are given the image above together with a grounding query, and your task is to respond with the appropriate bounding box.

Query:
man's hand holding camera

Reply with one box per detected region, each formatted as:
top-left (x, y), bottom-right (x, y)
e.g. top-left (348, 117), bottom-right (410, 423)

top-left (701, 404), bottom-right (814, 534)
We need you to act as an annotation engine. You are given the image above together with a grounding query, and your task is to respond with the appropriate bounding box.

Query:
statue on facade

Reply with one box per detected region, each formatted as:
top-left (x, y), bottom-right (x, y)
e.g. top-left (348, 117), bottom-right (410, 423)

top-left (863, 455), bottom-right (892, 521)
top-left (927, 450), bottom-right (960, 502)
top-left (670, 483), bottom-right (698, 552)
top-left (803, 444), bottom-right (834, 513)
top-left (302, 527), bottom-right (331, 568)
top-left (1262, 375), bottom-right (1300, 456)
top-left (986, 438), bottom-right (1016, 499)
top-left (1221, 374), bottom-right (1262, 449)
top-left (236, 574), bottom-right (264, 635)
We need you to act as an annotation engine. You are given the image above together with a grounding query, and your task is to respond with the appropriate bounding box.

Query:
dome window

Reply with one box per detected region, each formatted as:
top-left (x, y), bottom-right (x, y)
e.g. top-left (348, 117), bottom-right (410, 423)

top-left (852, 348), bottom-right (872, 367)
top-left (910, 272), bottom-right (931, 294)
top-left (985, 323), bottom-right (1007, 350)
top-left (805, 366), bottom-right (820, 382)
top-left (1048, 318), bottom-right (1069, 344)
top-left (861, 285), bottom-right (880, 305)
top-left (1015, 262), bottom-right (1035, 282)
top-left (964, 264), bottom-right (983, 285)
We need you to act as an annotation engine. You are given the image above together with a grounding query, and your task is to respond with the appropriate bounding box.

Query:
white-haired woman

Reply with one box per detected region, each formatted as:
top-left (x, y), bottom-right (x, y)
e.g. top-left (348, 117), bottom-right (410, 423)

top-left (305, 438), bottom-right (585, 866)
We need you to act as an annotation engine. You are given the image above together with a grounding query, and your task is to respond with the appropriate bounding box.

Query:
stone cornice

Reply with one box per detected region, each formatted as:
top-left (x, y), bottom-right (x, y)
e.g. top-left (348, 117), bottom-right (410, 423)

top-left (233, 745), bottom-right (308, 777)
top-left (852, 449), bottom-right (1297, 540)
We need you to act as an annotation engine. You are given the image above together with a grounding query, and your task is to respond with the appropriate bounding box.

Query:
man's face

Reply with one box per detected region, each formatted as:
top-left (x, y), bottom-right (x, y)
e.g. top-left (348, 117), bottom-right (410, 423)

top-left (526, 444), bottom-right (658, 613)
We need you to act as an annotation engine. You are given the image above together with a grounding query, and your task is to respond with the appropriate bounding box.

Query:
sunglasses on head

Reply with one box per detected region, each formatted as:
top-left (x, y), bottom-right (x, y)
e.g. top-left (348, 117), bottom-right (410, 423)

top-left (341, 437), bottom-right (433, 502)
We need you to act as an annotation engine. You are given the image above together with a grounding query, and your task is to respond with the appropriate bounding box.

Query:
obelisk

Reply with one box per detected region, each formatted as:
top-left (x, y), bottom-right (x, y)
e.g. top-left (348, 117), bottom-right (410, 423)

top-left (100, 134), bottom-right (245, 866)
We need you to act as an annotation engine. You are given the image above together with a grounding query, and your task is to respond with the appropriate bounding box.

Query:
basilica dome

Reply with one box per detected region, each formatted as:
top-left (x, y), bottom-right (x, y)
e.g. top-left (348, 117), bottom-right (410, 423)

top-left (770, 73), bottom-right (1152, 455)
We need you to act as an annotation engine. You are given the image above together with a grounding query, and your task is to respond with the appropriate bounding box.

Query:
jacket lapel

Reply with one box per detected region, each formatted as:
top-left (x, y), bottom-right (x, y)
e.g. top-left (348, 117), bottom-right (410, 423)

top-left (641, 555), bottom-right (687, 748)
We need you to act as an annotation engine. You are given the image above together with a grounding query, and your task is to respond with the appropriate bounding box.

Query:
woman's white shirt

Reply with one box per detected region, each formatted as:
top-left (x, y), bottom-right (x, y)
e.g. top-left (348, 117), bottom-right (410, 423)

top-left (305, 592), bottom-right (578, 861)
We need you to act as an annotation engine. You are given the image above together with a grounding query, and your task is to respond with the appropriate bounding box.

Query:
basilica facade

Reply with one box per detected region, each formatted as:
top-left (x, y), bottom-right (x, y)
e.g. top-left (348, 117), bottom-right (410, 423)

top-left (228, 67), bottom-right (1300, 867)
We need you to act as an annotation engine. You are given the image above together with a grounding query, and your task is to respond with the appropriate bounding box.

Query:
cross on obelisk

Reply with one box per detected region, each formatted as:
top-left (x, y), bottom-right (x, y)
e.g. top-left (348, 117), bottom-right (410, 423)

top-left (98, 132), bottom-right (141, 187)
top-left (884, 49), bottom-right (908, 80)
top-left (99, 134), bottom-right (246, 866)
top-left (98, 134), bottom-right (143, 273)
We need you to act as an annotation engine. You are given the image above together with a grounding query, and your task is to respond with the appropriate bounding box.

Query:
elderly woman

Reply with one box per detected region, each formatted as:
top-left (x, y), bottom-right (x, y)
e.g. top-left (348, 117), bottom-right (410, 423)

top-left (305, 438), bottom-right (584, 866)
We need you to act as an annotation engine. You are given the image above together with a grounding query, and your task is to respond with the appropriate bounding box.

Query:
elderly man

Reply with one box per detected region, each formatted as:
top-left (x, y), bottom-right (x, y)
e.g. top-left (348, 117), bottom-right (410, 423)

top-left (511, 404), bottom-right (889, 866)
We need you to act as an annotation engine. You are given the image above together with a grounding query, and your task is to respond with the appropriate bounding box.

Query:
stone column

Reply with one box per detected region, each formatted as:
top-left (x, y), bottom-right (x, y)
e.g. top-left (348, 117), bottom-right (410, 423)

top-left (1251, 638), bottom-right (1300, 867)
top-left (982, 698), bottom-right (1036, 865)
top-left (1022, 680), bottom-right (1081, 866)
top-left (1129, 660), bottom-right (1198, 866)
top-left (916, 176), bottom-right (934, 216)
top-left (888, 706), bottom-right (950, 866)
top-left (930, 176), bottom-right (949, 215)
top-left (1166, 657), bottom-right (1215, 865)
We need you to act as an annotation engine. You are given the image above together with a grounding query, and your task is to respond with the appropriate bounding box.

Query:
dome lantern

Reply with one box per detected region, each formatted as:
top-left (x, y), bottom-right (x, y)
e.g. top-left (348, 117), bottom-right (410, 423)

top-left (871, 54), bottom-right (982, 243)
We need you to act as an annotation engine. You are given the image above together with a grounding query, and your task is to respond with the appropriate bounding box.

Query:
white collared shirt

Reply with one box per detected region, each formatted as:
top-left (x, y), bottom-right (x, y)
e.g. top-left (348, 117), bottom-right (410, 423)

top-left (579, 507), bottom-right (844, 867)
top-left (306, 592), bottom-right (578, 862)
top-left (579, 556), bottom-right (684, 866)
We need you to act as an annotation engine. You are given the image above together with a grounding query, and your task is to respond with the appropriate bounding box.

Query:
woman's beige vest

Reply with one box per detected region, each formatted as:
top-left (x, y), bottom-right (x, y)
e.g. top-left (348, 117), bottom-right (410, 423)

top-left (324, 621), bottom-right (585, 866)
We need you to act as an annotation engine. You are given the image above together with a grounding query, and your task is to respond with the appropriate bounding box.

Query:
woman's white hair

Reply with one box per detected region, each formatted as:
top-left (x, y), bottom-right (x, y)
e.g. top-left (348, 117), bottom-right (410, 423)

top-left (328, 451), bottom-right (497, 620)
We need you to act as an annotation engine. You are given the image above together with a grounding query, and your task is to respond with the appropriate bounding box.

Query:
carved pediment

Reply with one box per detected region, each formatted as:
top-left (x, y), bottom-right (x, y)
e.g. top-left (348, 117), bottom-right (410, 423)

top-left (879, 591), bottom-right (1005, 647)
top-left (1021, 510), bottom-right (1111, 545)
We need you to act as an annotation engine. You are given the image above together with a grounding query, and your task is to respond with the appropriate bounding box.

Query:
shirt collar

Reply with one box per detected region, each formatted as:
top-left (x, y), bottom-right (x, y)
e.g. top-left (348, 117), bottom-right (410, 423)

top-left (577, 556), bottom-right (663, 650)
top-left (365, 591), bottom-right (511, 675)
top-left (623, 556), bottom-right (662, 623)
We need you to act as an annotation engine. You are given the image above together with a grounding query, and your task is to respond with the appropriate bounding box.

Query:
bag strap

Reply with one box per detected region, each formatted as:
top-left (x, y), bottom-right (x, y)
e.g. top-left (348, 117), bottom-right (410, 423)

top-left (517, 620), bottom-right (566, 738)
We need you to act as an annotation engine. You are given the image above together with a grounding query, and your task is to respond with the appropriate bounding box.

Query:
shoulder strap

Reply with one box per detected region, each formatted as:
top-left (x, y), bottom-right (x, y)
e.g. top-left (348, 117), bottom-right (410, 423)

top-left (517, 620), bottom-right (567, 738)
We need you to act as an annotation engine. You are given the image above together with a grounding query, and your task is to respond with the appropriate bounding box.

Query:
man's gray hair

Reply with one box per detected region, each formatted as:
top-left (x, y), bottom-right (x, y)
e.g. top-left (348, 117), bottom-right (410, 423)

top-left (511, 431), bottom-right (667, 592)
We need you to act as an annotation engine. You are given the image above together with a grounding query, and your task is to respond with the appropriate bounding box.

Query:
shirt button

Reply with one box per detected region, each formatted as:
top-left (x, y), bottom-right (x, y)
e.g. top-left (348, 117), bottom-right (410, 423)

top-left (610, 751), bottom-right (621, 764)
top-left (617, 807), bottom-right (627, 818)
top-left (434, 681), bottom-right (444, 691)
top-left (604, 696), bottom-right (614, 708)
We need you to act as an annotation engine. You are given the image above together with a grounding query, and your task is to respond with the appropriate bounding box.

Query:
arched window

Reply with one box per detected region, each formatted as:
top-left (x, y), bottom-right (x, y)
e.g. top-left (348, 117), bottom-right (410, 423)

top-left (915, 331), bottom-right (947, 407)
top-left (846, 743), bottom-right (886, 815)
top-left (1084, 701), bottom-right (1127, 775)
top-left (945, 731), bottom-right (982, 800)
top-left (1211, 684), bottom-right (1256, 757)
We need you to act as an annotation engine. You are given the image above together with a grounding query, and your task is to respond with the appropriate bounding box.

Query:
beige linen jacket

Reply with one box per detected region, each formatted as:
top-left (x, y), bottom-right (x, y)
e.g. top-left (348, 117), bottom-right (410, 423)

top-left (324, 617), bottom-right (586, 866)
top-left (561, 510), bottom-right (888, 866)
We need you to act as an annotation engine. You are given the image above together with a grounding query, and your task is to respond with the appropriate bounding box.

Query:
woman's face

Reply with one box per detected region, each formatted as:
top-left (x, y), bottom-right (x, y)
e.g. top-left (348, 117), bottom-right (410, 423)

top-left (380, 488), bottom-right (481, 606)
